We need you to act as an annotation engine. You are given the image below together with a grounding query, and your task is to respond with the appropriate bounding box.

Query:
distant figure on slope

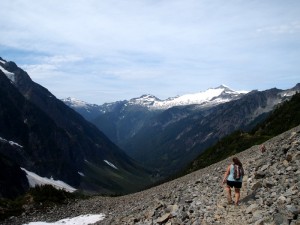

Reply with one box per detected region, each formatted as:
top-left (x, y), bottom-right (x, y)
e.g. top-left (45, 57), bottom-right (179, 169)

top-left (222, 157), bottom-right (244, 206)
top-left (260, 144), bottom-right (266, 154)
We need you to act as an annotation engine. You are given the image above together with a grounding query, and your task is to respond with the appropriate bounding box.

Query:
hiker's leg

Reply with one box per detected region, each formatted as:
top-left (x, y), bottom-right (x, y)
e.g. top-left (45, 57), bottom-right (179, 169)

top-left (234, 188), bottom-right (240, 205)
top-left (225, 186), bottom-right (232, 203)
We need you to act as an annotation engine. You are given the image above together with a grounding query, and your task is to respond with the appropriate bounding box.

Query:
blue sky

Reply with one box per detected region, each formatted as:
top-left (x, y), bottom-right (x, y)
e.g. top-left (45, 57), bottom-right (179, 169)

top-left (1, 0), bottom-right (300, 104)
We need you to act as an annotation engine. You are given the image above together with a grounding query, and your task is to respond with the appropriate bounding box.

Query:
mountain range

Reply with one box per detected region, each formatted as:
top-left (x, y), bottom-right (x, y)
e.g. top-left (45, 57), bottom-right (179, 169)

top-left (64, 84), bottom-right (300, 177)
top-left (0, 57), bottom-right (153, 198)
top-left (63, 84), bottom-right (247, 112)
top-left (1, 55), bottom-right (299, 200)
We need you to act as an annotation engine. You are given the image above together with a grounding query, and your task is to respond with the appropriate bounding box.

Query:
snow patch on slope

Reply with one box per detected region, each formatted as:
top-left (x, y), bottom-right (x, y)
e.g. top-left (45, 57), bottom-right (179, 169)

top-left (23, 214), bottom-right (105, 225)
top-left (104, 160), bottom-right (118, 170)
top-left (0, 137), bottom-right (23, 148)
top-left (78, 172), bottom-right (85, 177)
top-left (21, 168), bottom-right (77, 193)
top-left (63, 97), bottom-right (88, 108)
top-left (0, 64), bottom-right (15, 83)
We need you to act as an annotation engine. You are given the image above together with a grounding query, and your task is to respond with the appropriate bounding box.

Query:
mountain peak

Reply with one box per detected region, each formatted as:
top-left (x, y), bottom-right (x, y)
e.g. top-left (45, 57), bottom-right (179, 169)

top-left (129, 94), bottom-right (161, 107)
top-left (149, 85), bottom-right (247, 109)
top-left (0, 57), bottom-right (7, 64)
top-left (63, 97), bottom-right (89, 107)
top-left (64, 97), bottom-right (78, 102)
top-left (139, 94), bottom-right (160, 100)
top-left (214, 84), bottom-right (230, 89)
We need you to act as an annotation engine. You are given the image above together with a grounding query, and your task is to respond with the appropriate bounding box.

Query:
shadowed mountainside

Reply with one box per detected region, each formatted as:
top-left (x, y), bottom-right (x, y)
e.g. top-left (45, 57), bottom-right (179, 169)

top-left (0, 57), bottom-right (153, 198)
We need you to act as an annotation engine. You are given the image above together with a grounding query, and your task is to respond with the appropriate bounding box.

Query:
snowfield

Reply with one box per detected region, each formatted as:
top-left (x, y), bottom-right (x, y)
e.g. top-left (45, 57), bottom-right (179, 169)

top-left (21, 168), bottom-right (77, 193)
top-left (0, 64), bottom-right (16, 83)
top-left (104, 160), bottom-right (118, 169)
top-left (22, 214), bottom-right (105, 225)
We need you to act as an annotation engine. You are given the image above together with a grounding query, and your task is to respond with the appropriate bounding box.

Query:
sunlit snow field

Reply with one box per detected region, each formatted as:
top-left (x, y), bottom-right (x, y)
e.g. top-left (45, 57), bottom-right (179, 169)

top-left (23, 214), bottom-right (105, 225)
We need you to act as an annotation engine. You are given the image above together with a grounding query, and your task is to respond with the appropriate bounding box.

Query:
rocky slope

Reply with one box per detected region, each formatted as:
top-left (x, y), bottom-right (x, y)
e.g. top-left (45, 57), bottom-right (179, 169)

top-left (4, 124), bottom-right (300, 225)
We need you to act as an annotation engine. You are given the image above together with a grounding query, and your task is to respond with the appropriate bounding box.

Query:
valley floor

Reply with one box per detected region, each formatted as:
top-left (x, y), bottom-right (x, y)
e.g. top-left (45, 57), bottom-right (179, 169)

top-left (4, 125), bottom-right (300, 225)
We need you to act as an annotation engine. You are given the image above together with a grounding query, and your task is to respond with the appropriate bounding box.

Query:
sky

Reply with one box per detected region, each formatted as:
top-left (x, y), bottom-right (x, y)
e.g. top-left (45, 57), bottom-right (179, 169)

top-left (1, 0), bottom-right (300, 104)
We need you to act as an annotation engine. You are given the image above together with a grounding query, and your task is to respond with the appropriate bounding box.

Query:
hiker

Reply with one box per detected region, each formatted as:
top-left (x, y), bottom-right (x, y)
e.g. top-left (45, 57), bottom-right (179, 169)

top-left (260, 144), bottom-right (266, 153)
top-left (222, 157), bottom-right (244, 206)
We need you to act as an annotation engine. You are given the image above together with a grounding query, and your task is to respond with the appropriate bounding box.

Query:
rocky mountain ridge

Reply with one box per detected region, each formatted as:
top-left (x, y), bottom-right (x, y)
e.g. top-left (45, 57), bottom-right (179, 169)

top-left (63, 85), bottom-right (246, 116)
top-left (4, 124), bottom-right (300, 225)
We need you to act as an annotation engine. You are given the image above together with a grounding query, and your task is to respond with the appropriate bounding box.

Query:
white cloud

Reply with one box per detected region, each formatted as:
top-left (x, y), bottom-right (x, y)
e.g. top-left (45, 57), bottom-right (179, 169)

top-left (257, 21), bottom-right (300, 34)
top-left (22, 64), bottom-right (59, 78)
top-left (21, 54), bottom-right (84, 80)
top-left (43, 55), bottom-right (84, 64)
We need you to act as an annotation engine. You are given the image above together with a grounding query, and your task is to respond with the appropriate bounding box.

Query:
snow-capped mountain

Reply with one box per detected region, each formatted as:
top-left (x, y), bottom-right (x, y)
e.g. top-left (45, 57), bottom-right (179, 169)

top-left (63, 97), bottom-right (91, 108)
top-left (128, 85), bottom-right (248, 109)
top-left (64, 85), bottom-right (248, 113)
top-left (62, 97), bottom-right (111, 121)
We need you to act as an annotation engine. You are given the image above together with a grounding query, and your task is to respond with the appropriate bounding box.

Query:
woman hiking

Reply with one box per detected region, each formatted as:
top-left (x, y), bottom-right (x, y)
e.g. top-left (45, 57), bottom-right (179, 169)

top-left (222, 157), bottom-right (244, 206)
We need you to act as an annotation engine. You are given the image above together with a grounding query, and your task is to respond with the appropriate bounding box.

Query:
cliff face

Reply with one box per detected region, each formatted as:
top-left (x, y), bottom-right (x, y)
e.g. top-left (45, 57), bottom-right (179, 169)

top-left (5, 125), bottom-right (300, 225)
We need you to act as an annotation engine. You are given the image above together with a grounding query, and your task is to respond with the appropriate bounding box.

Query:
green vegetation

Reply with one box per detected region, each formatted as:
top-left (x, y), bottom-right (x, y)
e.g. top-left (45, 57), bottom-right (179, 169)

top-left (28, 185), bottom-right (77, 204)
top-left (0, 196), bottom-right (24, 221)
top-left (182, 92), bottom-right (300, 175)
top-left (0, 185), bottom-right (84, 221)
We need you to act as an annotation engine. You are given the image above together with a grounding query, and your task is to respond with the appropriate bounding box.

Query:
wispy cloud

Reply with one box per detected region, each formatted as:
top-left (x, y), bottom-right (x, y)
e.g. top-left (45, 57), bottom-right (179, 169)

top-left (257, 21), bottom-right (300, 35)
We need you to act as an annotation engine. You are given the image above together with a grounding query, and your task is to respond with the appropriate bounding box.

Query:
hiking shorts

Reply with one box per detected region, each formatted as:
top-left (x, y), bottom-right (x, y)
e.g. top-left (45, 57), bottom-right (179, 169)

top-left (227, 180), bottom-right (242, 189)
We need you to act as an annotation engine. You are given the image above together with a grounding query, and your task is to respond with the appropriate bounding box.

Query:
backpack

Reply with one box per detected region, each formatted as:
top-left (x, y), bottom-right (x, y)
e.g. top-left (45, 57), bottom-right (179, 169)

top-left (233, 164), bottom-right (243, 180)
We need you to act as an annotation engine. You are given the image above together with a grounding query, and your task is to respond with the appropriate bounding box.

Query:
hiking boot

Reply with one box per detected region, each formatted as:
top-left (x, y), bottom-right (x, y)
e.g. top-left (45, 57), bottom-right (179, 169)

top-left (228, 198), bottom-right (234, 204)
